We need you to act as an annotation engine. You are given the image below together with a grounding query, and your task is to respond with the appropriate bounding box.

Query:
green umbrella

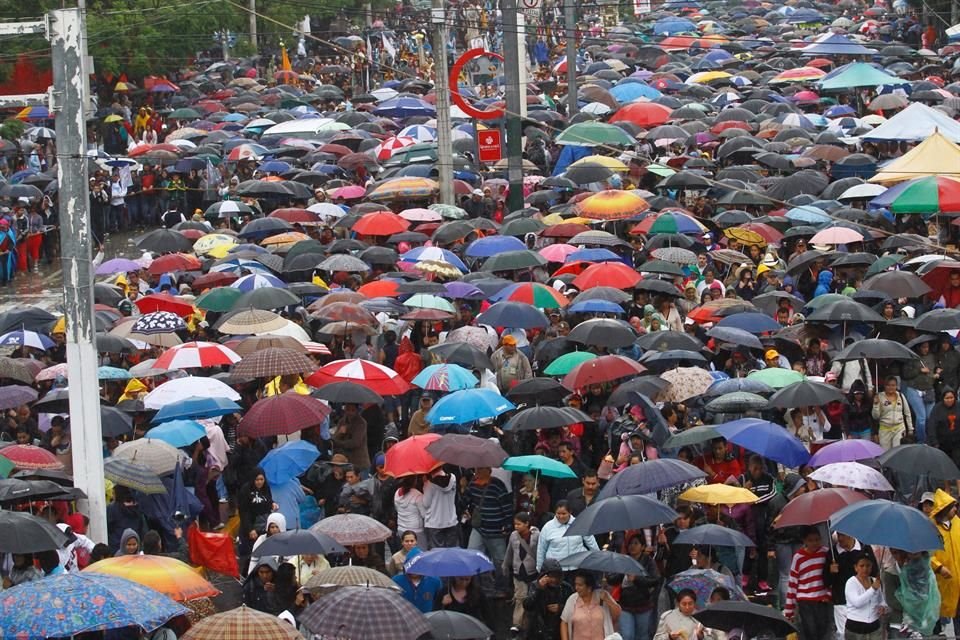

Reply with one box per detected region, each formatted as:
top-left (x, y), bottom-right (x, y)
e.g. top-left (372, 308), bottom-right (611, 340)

top-left (429, 203), bottom-right (468, 220)
top-left (544, 351), bottom-right (597, 375)
top-left (403, 294), bottom-right (456, 313)
top-left (818, 62), bottom-right (908, 91)
top-left (663, 425), bottom-right (720, 449)
top-left (502, 454), bottom-right (578, 478)
top-left (500, 218), bottom-right (546, 237)
top-left (0, 455), bottom-right (13, 478)
top-left (747, 368), bottom-right (805, 389)
top-left (195, 287), bottom-right (243, 312)
top-left (865, 254), bottom-right (904, 277)
top-left (888, 176), bottom-right (960, 215)
top-left (555, 122), bottom-right (636, 147)
top-left (168, 107), bottom-right (202, 120)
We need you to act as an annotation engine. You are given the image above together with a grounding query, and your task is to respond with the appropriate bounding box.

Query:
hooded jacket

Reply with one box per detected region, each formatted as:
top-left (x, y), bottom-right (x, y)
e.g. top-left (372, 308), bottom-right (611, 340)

top-left (394, 337), bottom-right (423, 382)
top-left (814, 269), bottom-right (834, 298)
top-left (930, 489), bottom-right (960, 617)
top-left (115, 528), bottom-right (141, 556)
top-left (244, 557), bottom-right (282, 615)
top-left (248, 512), bottom-right (287, 574)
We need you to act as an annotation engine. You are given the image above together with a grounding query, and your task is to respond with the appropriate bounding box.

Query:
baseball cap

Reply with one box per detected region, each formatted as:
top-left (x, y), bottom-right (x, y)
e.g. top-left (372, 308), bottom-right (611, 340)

top-left (502, 334), bottom-right (517, 346)
top-left (764, 349), bottom-right (779, 360)
top-left (921, 491), bottom-right (936, 504)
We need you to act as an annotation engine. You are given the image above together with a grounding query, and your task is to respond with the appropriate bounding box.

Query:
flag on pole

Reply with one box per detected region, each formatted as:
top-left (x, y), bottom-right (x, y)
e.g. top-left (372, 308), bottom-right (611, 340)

top-left (280, 45), bottom-right (292, 72)
top-left (382, 33), bottom-right (396, 61)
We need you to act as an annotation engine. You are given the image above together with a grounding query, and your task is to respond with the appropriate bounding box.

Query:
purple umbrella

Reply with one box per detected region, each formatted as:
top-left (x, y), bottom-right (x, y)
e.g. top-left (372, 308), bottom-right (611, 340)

top-left (95, 258), bottom-right (142, 276)
top-left (0, 385), bottom-right (39, 410)
top-left (808, 439), bottom-right (886, 467)
top-left (442, 281), bottom-right (486, 300)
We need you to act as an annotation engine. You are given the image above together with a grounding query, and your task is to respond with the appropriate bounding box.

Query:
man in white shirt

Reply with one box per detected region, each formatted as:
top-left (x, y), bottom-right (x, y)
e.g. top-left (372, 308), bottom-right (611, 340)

top-left (109, 172), bottom-right (128, 233)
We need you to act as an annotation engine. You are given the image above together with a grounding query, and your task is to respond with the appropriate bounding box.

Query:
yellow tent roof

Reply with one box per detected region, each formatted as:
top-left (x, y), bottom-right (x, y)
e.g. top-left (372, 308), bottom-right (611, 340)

top-left (869, 131), bottom-right (960, 184)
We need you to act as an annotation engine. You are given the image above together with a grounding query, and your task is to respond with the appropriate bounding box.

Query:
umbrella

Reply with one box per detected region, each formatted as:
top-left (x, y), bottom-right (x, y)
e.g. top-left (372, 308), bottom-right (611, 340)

top-left (562, 355), bottom-right (646, 390)
top-left (238, 392), bottom-right (331, 438)
top-left (660, 367), bottom-right (716, 402)
top-left (384, 434), bottom-right (442, 477)
top-left (306, 359), bottom-right (411, 396)
top-left (0, 573), bottom-right (187, 637)
top-left (675, 524), bottom-right (755, 547)
top-left (103, 457), bottom-right (167, 494)
top-left (505, 377), bottom-right (571, 405)
top-left (679, 484), bottom-right (759, 505)
top-left (0, 330), bottom-right (54, 350)
top-left (597, 458), bottom-right (706, 499)
top-left (425, 433), bottom-right (508, 468)
top-left (694, 601), bottom-right (797, 638)
top-left (503, 406), bottom-right (592, 432)
top-left (809, 440), bottom-right (886, 466)
top-left (567, 550), bottom-right (648, 575)
top-left (568, 318), bottom-right (636, 349)
top-left (425, 610), bottom-right (493, 640)
top-left (705, 326), bottom-right (763, 350)
top-left (217, 309), bottom-right (288, 335)
top-left (0, 444), bottom-right (63, 470)
top-left (704, 392), bottom-right (768, 414)
top-left (0, 509), bottom-right (69, 553)
top-left (426, 388), bottom-right (515, 426)
top-left (304, 565), bottom-right (399, 592)
top-left (715, 312), bottom-right (781, 334)
top-left (151, 396), bottom-right (242, 423)
top-left (147, 419), bottom-right (207, 448)
top-left (301, 586), bottom-right (432, 640)
top-left (830, 499), bottom-right (942, 553)
top-left (113, 439), bottom-right (184, 476)
top-left (181, 605), bottom-right (302, 640)
top-left (564, 495), bottom-right (678, 536)
top-left (833, 339), bottom-right (919, 362)
top-left (544, 351), bottom-right (597, 376)
top-left (878, 444), bottom-right (960, 481)
top-left (0, 384), bottom-right (38, 410)
top-left (775, 488), bottom-right (869, 529)
top-left (232, 347), bottom-right (316, 379)
top-left (83, 555), bottom-right (219, 601)
top-left (145, 376), bottom-right (241, 409)
top-left (502, 455), bottom-right (578, 479)
top-left (635, 332), bottom-right (703, 352)
top-left (746, 368), bottom-right (805, 389)
top-left (311, 381), bottom-right (384, 405)
top-left (806, 299), bottom-right (885, 324)
top-left (476, 301), bottom-right (550, 329)
top-left (861, 271), bottom-right (932, 299)
top-left (412, 363), bottom-right (478, 392)
top-left (767, 380), bottom-right (844, 408)
top-left (668, 569), bottom-right (745, 607)
top-left (252, 529), bottom-right (347, 557)
top-left (809, 462), bottom-right (894, 492)
top-left (404, 547), bottom-right (494, 577)
top-left (429, 342), bottom-right (494, 371)
top-left (714, 418), bottom-right (810, 467)
top-left (311, 513), bottom-right (392, 545)
top-left (260, 440), bottom-right (320, 485)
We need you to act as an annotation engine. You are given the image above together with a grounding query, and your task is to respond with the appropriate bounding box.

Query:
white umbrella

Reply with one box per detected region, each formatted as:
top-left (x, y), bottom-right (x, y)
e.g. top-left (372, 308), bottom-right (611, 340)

top-left (145, 376), bottom-right (241, 409)
top-left (255, 319), bottom-right (311, 342)
top-left (809, 462), bottom-right (894, 492)
top-left (838, 183), bottom-right (887, 201)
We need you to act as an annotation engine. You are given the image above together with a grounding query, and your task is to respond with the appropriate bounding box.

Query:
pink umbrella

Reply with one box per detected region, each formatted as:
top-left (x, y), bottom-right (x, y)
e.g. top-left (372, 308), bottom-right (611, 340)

top-left (539, 244), bottom-right (577, 262)
top-left (328, 185), bottom-right (367, 200)
top-left (810, 226), bottom-right (864, 245)
top-left (399, 208), bottom-right (442, 222)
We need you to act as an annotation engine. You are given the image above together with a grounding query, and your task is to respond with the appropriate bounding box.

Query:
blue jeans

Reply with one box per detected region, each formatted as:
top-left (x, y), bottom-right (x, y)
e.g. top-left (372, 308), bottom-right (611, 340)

top-left (903, 386), bottom-right (933, 443)
top-left (620, 610), bottom-right (654, 640)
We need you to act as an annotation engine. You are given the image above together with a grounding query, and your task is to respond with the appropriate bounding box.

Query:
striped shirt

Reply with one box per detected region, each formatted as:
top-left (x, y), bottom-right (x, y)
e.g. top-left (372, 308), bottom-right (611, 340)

top-left (784, 546), bottom-right (831, 618)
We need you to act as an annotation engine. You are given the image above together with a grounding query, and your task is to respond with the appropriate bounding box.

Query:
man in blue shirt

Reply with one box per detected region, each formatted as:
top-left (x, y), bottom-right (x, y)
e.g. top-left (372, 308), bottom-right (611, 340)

top-left (392, 548), bottom-right (443, 613)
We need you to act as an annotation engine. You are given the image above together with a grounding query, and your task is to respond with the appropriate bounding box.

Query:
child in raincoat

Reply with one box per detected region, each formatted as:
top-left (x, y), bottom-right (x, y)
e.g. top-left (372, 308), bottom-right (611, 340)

top-left (930, 489), bottom-right (960, 623)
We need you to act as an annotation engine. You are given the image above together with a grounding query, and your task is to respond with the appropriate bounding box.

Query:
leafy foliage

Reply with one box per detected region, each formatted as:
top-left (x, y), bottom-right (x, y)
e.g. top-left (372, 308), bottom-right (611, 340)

top-left (0, 118), bottom-right (26, 141)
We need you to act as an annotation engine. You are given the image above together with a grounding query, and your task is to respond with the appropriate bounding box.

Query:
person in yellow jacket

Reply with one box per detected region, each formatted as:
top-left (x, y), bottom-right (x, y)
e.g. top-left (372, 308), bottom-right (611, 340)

top-left (930, 489), bottom-right (960, 622)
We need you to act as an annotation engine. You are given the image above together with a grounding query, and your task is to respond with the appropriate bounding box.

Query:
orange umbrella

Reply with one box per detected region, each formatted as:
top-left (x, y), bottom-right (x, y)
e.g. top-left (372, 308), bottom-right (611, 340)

top-left (352, 211), bottom-right (410, 236)
top-left (572, 262), bottom-right (642, 289)
top-left (576, 190), bottom-right (650, 221)
top-left (358, 280), bottom-right (401, 298)
top-left (83, 555), bottom-right (219, 602)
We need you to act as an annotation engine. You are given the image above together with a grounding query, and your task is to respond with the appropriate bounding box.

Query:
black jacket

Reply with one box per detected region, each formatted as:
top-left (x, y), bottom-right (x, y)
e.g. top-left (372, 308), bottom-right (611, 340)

top-left (524, 579), bottom-right (575, 640)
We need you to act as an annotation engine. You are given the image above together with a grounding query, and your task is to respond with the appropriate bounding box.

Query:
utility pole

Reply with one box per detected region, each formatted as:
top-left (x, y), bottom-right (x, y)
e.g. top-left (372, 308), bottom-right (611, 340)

top-left (49, 7), bottom-right (107, 544)
top-left (565, 0), bottom-right (578, 117)
top-left (249, 0), bottom-right (257, 53)
top-left (502, 0), bottom-right (524, 212)
top-left (432, 0), bottom-right (454, 205)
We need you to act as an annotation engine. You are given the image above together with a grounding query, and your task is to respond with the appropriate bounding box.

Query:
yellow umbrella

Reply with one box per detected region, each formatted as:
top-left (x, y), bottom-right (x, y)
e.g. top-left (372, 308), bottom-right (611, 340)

top-left (576, 190), bottom-right (650, 221)
top-left (541, 213), bottom-right (567, 225)
top-left (205, 244), bottom-right (235, 259)
top-left (83, 554), bottom-right (219, 602)
top-left (686, 71), bottom-right (732, 84)
top-left (679, 484), bottom-right (759, 505)
top-left (261, 231), bottom-right (311, 249)
top-left (723, 227), bottom-right (766, 246)
top-left (564, 217), bottom-right (596, 226)
top-left (569, 155), bottom-right (629, 171)
top-left (193, 233), bottom-right (237, 256)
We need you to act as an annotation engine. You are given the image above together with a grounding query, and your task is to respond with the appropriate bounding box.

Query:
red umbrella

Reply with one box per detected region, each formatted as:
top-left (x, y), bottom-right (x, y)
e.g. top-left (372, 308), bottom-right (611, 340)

top-left (178, 229), bottom-right (206, 240)
top-left (921, 260), bottom-right (960, 292)
top-left (154, 341), bottom-right (242, 370)
top-left (608, 102), bottom-right (672, 127)
top-left (540, 223), bottom-right (590, 239)
top-left (357, 280), bottom-right (401, 298)
top-left (0, 444), bottom-right (64, 470)
top-left (238, 392), bottom-right (332, 438)
top-left (134, 293), bottom-right (195, 318)
top-left (191, 271), bottom-right (238, 290)
top-left (147, 253), bottom-right (202, 276)
top-left (572, 262), bottom-right (642, 290)
top-left (736, 222), bottom-right (783, 244)
top-left (383, 434), bottom-right (442, 477)
top-left (352, 211), bottom-right (410, 236)
top-left (774, 488), bottom-right (868, 528)
top-left (305, 359), bottom-right (411, 396)
top-left (562, 355), bottom-right (646, 390)
top-left (269, 208), bottom-right (321, 225)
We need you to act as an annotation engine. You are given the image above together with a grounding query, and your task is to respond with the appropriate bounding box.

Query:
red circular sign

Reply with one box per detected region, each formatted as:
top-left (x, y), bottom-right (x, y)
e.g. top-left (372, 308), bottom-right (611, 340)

top-left (449, 48), bottom-right (505, 121)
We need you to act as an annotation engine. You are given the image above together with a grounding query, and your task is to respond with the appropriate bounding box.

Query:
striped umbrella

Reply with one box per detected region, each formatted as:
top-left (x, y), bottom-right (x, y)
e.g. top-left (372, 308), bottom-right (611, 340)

top-left (155, 341), bottom-right (242, 370)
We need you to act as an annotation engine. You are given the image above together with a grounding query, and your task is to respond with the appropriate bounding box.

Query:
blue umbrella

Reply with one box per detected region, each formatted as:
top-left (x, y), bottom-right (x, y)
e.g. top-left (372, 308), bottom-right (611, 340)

top-left (259, 160), bottom-right (292, 174)
top-left (399, 246), bottom-right (469, 272)
top-left (151, 396), bottom-right (243, 423)
top-left (373, 96), bottom-right (436, 119)
top-left (785, 206), bottom-right (831, 225)
top-left (715, 312), bottom-right (781, 334)
top-left (427, 389), bottom-right (516, 426)
top-left (147, 419), bottom-right (207, 448)
top-left (442, 281), bottom-right (486, 300)
top-left (675, 524), bottom-right (756, 547)
top-left (0, 573), bottom-right (186, 637)
top-left (568, 299), bottom-right (625, 315)
top-left (476, 301), bottom-right (550, 329)
top-left (597, 458), bottom-right (707, 499)
top-left (231, 273), bottom-right (287, 291)
top-left (830, 499), bottom-right (942, 553)
top-left (97, 365), bottom-right (132, 380)
top-left (610, 82), bottom-right (663, 103)
top-left (566, 248), bottom-right (621, 263)
top-left (261, 440), bottom-right (321, 485)
top-left (705, 326), bottom-right (764, 349)
top-left (412, 363), bottom-right (479, 392)
top-left (0, 329), bottom-right (55, 350)
top-left (713, 418), bottom-right (810, 467)
top-left (464, 235), bottom-right (526, 258)
top-left (404, 547), bottom-right (495, 577)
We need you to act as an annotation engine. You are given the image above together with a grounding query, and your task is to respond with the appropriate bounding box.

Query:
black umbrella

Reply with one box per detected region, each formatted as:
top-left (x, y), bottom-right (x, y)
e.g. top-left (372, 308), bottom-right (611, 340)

top-left (0, 307), bottom-right (57, 334)
top-left (101, 405), bottom-right (134, 438)
top-left (93, 283), bottom-right (124, 307)
top-left (830, 252), bottom-right (878, 268)
top-left (635, 332), bottom-right (702, 352)
top-left (768, 379), bottom-right (845, 408)
top-left (254, 529), bottom-right (347, 556)
top-left (639, 349), bottom-right (709, 370)
top-left (311, 381), bottom-right (384, 405)
top-left (568, 318), bottom-right (637, 349)
top-left (565, 162), bottom-right (615, 185)
top-left (34, 388), bottom-right (71, 413)
top-left (95, 333), bottom-right (136, 353)
top-left (598, 458), bottom-right (706, 499)
top-left (425, 611), bottom-right (493, 640)
top-left (425, 434), bottom-right (508, 469)
top-left (862, 271), bottom-right (932, 299)
top-left (833, 338), bottom-right (919, 362)
top-left (878, 444), bottom-right (960, 481)
top-left (786, 249), bottom-right (828, 275)
top-left (134, 228), bottom-right (194, 254)
top-left (565, 495), bottom-right (678, 536)
top-left (571, 287), bottom-right (632, 304)
top-left (635, 278), bottom-right (682, 297)
top-left (0, 478), bottom-right (73, 503)
top-left (11, 469), bottom-right (74, 485)
top-left (233, 287), bottom-right (301, 311)
top-left (477, 302), bottom-right (549, 329)
top-left (506, 377), bottom-right (571, 405)
top-left (397, 280), bottom-right (445, 295)
top-left (694, 601), bottom-right (797, 638)
top-left (675, 524), bottom-right (755, 547)
top-left (606, 377), bottom-right (672, 406)
top-left (0, 510), bottom-right (69, 553)
top-left (638, 260), bottom-right (685, 277)
top-left (429, 342), bottom-right (494, 371)
top-left (806, 299), bottom-right (885, 323)
top-left (503, 406), bottom-right (593, 431)
top-left (238, 216), bottom-right (294, 240)
top-left (915, 308), bottom-right (960, 332)
top-left (705, 392), bottom-right (769, 413)
top-left (567, 550), bottom-right (648, 575)
top-left (706, 326), bottom-right (763, 349)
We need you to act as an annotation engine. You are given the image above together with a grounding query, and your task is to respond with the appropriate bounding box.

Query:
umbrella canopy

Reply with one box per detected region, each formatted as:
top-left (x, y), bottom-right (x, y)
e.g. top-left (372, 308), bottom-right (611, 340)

top-left (238, 392), bottom-right (332, 438)
top-left (425, 610), bottom-right (493, 640)
top-left (564, 495), bottom-right (678, 536)
top-left (253, 529), bottom-right (347, 557)
top-left (83, 555), bottom-right (219, 601)
top-left (502, 454), bottom-right (578, 479)
top-left (103, 457), bottom-right (167, 494)
top-left (694, 601), bottom-right (797, 638)
top-left (425, 434), bottom-right (508, 468)
top-left (768, 379), bottom-right (844, 408)
top-left (598, 458), bottom-right (706, 499)
top-left (668, 569), bottom-right (745, 607)
top-left (404, 547), bottom-right (495, 577)
top-left (679, 484), bottom-right (760, 505)
top-left (775, 488), bottom-right (869, 528)
top-left (301, 586), bottom-right (432, 640)
top-left (260, 440), bottom-right (320, 485)
top-left (713, 418), bottom-right (810, 467)
top-left (383, 433), bottom-right (442, 477)
top-left (304, 565), bottom-right (399, 592)
top-left (567, 550), bottom-right (649, 575)
top-left (181, 605), bottom-right (303, 640)
top-left (675, 523), bottom-right (755, 547)
top-left (809, 462), bottom-right (894, 492)
top-left (878, 444), bottom-right (960, 480)
top-left (809, 440), bottom-right (886, 466)
top-left (426, 388), bottom-right (516, 426)
top-left (0, 509), bottom-right (69, 553)
top-left (830, 499), bottom-right (943, 552)
top-left (311, 513), bottom-right (393, 545)
top-left (113, 438), bottom-right (184, 475)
